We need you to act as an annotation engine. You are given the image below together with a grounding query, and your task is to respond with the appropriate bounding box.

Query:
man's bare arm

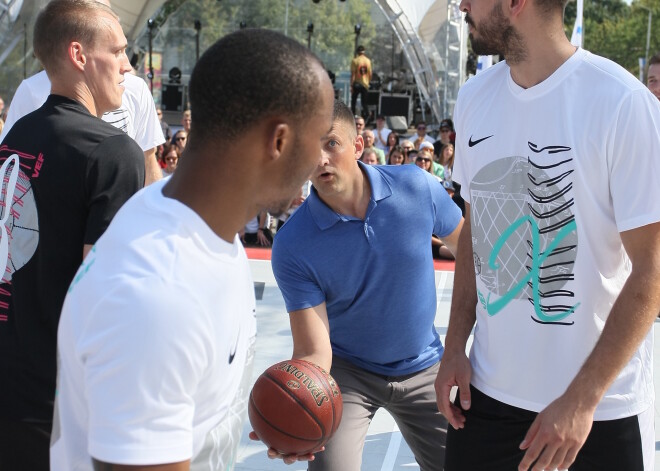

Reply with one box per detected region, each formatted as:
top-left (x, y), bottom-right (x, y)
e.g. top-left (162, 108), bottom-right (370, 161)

top-left (144, 147), bottom-right (162, 186)
top-left (289, 302), bottom-right (332, 372)
top-left (435, 204), bottom-right (477, 428)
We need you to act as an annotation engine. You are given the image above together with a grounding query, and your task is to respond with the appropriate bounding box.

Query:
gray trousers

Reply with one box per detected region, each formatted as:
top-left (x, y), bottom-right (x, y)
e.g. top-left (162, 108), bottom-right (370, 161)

top-left (309, 356), bottom-right (447, 471)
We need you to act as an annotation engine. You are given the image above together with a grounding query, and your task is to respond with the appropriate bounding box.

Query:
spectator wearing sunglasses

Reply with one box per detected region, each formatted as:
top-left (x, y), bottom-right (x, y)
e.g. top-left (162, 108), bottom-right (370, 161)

top-left (172, 129), bottom-right (187, 151)
top-left (415, 149), bottom-right (441, 181)
top-left (420, 141), bottom-right (444, 179)
top-left (412, 121), bottom-right (435, 149)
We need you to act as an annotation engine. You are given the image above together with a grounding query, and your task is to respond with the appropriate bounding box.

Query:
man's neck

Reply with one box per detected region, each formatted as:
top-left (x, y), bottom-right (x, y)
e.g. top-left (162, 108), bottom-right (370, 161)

top-left (508, 26), bottom-right (577, 89)
top-left (50, 81), bottom-right (101, 117)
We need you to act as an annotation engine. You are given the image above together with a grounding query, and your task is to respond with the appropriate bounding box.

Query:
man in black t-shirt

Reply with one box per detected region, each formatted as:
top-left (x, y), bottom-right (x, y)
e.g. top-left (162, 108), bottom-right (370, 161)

top-left (0, 1), bottom-right (144, 468)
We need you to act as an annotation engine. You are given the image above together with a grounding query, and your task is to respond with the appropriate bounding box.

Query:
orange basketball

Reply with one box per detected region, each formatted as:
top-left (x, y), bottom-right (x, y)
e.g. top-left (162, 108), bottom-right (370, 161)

top-left (248, 359), bottom-right (343, 455)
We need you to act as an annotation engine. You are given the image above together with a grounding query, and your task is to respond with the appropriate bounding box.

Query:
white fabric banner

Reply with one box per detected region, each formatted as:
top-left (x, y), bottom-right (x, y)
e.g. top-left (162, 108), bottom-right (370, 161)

top-left (477, 55), bottom-right (493, 74)
top-left (390, 0), bottom-right (437, 30)
top-left (570, 0), bottom-right (583, 47)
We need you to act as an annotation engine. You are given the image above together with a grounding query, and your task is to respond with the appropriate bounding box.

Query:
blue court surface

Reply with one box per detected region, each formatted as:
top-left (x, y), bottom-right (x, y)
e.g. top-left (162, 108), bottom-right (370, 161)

top-left (236, 259), bottom-right (660, 471)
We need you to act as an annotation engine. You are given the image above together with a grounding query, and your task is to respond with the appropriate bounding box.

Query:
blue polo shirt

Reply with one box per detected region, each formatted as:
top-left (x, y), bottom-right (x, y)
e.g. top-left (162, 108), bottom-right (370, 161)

top-left (272, 163), bottom-right (462, 376)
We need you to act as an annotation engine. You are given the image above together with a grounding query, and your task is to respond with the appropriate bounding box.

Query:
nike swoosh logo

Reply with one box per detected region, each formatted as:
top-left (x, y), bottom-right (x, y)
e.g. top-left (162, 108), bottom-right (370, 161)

top-left (468, 135), bottom-right (493, 147)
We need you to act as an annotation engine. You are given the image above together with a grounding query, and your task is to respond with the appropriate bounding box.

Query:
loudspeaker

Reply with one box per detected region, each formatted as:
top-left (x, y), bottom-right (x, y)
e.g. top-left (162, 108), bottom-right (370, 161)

top-left (365, 90), bottom-right (380, 106)
top-left (161, 84), bottom-right (186, 112)
top-left (386, 116), bottom-right (408, 133)
top-left (379, 94), bottom-right (411, 122)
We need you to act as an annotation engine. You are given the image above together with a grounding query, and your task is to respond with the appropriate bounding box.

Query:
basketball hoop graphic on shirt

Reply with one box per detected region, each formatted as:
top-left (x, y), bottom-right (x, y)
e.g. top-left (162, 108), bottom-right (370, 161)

top-left (470, 142), bottom-right (579, 325)
top-left (0, 153), bottom-right (39, 285)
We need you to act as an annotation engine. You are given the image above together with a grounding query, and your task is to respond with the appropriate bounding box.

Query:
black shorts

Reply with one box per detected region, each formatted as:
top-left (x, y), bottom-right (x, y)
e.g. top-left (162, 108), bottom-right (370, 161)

top-left (444, 385), bottom-right (651, 471)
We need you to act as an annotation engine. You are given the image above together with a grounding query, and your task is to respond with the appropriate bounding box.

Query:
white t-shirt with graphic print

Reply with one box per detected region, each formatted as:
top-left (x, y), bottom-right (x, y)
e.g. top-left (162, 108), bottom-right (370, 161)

top-left (453, 48), bottom-right (660, 420)
top-left (50, 180), bottom-right (257, 469)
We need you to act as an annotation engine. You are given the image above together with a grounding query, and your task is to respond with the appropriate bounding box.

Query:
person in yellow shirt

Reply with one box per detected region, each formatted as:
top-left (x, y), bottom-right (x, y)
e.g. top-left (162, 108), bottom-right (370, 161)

top-left (350, 45), bottom-right (372, 119)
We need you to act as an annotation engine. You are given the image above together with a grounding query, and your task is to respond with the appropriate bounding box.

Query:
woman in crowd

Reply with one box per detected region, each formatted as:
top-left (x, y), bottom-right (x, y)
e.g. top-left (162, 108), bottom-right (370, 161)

top-left (400, 140), bottom-right (415, 164)
top-left (437, 142), bottom-right (455, 185)
top-left (416, 147), bottom-right (443, 181)
top-left (385, 131), bottom-right (399, 155)
top-left (161, 144), bottom-right (180, 177)
top-left (387, 145), bottom-right (405, 165)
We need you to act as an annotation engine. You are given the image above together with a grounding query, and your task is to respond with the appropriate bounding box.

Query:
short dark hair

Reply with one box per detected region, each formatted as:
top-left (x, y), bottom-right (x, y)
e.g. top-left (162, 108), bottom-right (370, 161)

top-left (333, 100), bottom-right (356, 136)
top-left (188, 29), bottom-right (324, 143)
top-left (649, 53), bottom-right (660, 67)
top-left (33, 0), bottom-right (117, 74)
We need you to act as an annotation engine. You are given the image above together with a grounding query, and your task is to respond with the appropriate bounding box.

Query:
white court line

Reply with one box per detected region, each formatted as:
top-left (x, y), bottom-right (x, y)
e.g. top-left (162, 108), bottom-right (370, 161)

top-left (380, 422), bottom-right (403, 471)
top-left (436, 271), bottom-right (449, 293)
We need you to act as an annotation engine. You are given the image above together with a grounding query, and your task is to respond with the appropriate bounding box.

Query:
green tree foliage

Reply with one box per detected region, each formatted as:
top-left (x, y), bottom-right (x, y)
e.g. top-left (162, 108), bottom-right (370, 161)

top-left (564, 0), bottom-right (659, 76)
top-left (154, 0), bottom-right (374, 76)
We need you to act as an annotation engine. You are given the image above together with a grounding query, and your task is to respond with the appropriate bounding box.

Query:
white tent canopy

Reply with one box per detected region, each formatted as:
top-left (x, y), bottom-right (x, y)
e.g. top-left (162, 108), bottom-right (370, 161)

top-left (0, 0), bottom-right (166, 70)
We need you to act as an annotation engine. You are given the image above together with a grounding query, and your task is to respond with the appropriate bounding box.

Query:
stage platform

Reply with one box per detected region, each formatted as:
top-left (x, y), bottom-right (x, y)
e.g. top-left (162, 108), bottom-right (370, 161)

top-left (236, 257), bottom-right (660, 470)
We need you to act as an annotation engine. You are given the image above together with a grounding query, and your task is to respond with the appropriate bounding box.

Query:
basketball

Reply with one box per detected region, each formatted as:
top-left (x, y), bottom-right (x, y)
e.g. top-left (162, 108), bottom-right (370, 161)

top-left (248, 359), bottom-right (343, 455)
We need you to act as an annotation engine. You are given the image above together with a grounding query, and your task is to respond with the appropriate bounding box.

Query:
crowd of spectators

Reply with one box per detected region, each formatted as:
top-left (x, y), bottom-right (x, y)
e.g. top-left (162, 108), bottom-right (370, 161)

top-left (239, 112), bottom-right (465, 262)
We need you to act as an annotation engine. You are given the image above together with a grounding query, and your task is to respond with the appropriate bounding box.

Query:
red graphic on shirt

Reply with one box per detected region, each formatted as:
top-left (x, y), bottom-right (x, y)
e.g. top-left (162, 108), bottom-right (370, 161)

top-left (0, 147), bottom-right (42, 321)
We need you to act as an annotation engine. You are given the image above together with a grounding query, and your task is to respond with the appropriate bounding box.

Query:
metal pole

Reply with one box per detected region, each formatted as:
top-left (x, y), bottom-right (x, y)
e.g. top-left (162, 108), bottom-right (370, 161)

top-left (23, 23), bottom-right (27, 79)
top-left (354, 24), bottom-right (361, 56)
top-left (147, 19), bottom-right (154, 92)
top-left (194, 20), bottom-right (201, 62)
top-left (645, 10), bottom-right (652, 77)
top-left (638, 5), bottom-right (652, 82)
top-left (307, 23), bottom-right (313, 49)
top-left (285, 0), bottom-right (289, 36)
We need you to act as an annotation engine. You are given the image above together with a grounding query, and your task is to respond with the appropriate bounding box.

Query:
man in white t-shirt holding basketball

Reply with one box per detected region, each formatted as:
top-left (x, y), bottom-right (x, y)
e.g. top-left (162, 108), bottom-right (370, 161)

top-left (435, 0), bottom-right (660, 469)
top-left (50, 27), bottom-right (335, 471)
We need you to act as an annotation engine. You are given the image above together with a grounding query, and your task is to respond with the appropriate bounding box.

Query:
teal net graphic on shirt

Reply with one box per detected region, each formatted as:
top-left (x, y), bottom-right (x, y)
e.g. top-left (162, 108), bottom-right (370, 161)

top-left (470, 142), bottom-right (579, 325)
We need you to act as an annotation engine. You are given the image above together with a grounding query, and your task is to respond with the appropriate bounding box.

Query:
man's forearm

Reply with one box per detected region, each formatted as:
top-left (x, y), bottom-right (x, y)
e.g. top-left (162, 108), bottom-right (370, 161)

top-left (144, 147), bottom-right (162, 186)
top-left (444, 206), bottom-right (477, 354)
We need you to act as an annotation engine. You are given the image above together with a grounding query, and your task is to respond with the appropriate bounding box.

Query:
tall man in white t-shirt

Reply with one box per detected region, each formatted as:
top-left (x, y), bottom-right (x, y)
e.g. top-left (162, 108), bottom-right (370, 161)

top-left (50, 27), bottom-right (335, 471)
top-left (434, 0), bottom-right (660, 469)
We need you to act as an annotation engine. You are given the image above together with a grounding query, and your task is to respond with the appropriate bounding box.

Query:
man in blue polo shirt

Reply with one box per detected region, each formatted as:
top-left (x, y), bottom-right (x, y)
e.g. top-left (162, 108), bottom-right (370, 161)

top-left (270, 100), bottom-right (463, 470)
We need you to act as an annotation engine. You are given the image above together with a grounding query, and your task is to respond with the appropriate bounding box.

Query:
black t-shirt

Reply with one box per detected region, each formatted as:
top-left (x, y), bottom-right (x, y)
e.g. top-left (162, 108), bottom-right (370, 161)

top-left (0, 95), bottom-right (144, 422)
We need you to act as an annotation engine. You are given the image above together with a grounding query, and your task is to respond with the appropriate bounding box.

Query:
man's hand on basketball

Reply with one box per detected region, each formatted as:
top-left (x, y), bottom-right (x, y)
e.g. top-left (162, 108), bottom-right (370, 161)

top-left (434, 349), bottom-right (472, 430)
top-left (518, 394), bottom-right (594, 471)
top-left (248, 432), bottom-right (324, 465)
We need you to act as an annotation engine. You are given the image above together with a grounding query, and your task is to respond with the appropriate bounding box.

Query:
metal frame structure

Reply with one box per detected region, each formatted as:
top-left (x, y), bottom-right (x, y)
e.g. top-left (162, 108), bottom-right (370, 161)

top-left (373, 0), bottom-right (466, 123)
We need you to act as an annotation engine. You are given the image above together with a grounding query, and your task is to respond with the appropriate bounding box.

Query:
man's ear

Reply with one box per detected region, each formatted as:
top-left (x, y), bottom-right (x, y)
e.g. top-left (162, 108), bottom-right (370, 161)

top-left (69, 42), bottom-right (86, 72)
top-left (268, 122), bottom-right (291, 162)
top-left (509, 0), bottom-right (527, 18)
top-left (354, 134), bottom-right (365, 161)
